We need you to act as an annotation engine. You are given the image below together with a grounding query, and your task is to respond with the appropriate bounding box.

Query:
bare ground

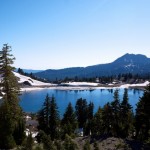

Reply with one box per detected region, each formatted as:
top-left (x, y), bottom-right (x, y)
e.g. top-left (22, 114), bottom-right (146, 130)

top-left (73, 136), bottom-right (150, 150)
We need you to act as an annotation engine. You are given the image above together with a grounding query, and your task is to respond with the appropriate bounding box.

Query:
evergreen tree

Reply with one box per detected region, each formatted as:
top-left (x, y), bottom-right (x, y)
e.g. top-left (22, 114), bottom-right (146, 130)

top-left (0, 44), bottom-right (24, 148)
top-left (102, 102), bottom-right (113, 135)
top-left (85, 102), bottom-right (94, 135)
top-left (111, 89), bottom-right (121, 136)
top-left (43, 94), bottom-right (51, 133)
top-left (75, 98), bottom-right (88, 128)
top-left (87, 101), bottom-right (94, 120)
top-left (0, 44), bottom-right (21, 114)
top-left (135, 84), bottom-right (150, 141)
top-left (92, 107), bottom-right (103, 136)
top-left (18, 68), bottom-right (24, 75)
top-left (120, 89), bottom-right (133, 137)
top-left (37, 108), bottom-right (46, 132)
top-left (49, 96), bottom-right (60, 140)
top-left (61, 102), bottom-right (77, 136)
top-left (0, 102), bottom-right (16, 148)
top-left (13, 118), bottom-right (26, 145)
top-left (38, 95), bottom-right (60, 140)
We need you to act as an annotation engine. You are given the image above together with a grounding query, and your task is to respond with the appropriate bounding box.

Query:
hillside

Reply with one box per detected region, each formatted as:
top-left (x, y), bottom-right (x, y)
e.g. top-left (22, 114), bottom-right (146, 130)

top-left (34, 53), bottom-right (150, 81)
top-left (13, 72), bottom-right (53, 87)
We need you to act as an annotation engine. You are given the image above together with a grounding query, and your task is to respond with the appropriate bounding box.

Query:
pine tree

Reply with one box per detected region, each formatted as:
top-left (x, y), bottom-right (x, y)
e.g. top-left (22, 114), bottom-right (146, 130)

top-left (61, 102), bottom-right (77, 136)
top-left (37, 108), bottom-right (46, 132)
top-left (92, 107), bottom-right (103, 136)
top-left (120, 88), bottom-right (133, 137)
top-left (13, 118), bottom-right (26, 145)
top-left (111, 89), bottom-right (121, 136)
top-left (49, 96), bottom-right (60, 140)
top-left (0, 102), bottom-right (16, 148)
top-left (0, 44), bottom-right (24, 148)
top-left (0, 44), bottom-right (20, 112)
top-left (135, 84), bottom-right (150, 141)
top-left (75, 98), bottom-right (88, 128)
top-left (87, 102), bottom-right (94, 120)
top-left (18, 68), bottom-right (24, 75)
top-left (102, 102), bottom-right (113, 135)
top-left (85, 102), bottom-right (94, 135)
top-left (43, 94), bottom-right (51, 133)
top-left (38, 95), bottom-right (60, 140)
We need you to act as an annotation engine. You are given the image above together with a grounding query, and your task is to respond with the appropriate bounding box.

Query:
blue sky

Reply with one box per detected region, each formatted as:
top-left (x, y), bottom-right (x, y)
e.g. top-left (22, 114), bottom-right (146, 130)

top-left (0, 0), bottom-right (150, 69)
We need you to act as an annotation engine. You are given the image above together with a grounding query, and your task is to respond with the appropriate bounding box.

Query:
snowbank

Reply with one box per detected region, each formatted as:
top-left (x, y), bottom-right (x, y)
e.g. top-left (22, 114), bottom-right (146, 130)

top-left (20, 81), bottom-right (150, 91)
top-left (60, 82), bottom-right (99, 86)
top-left (120, 81), bottom-right (149, 88)
top-left (13, 72), bottom-right (53, 86)
top-left (21, 87), bottom-right (46, 91)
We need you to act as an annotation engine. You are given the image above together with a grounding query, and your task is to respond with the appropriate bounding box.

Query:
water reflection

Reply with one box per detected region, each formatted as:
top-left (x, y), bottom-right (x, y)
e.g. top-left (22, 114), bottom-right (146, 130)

top-left (20, 88), bottom-right (143, 116)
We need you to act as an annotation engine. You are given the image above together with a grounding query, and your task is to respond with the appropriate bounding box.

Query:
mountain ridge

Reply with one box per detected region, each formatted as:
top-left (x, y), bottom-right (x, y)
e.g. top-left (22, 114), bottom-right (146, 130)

top-left (34, 53), bottom-right (150, 81)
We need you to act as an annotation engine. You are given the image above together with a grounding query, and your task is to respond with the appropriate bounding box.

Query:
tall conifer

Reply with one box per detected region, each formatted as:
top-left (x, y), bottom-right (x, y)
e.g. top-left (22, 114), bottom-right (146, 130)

top-left (120, 89), bottom-right (133, 137)
top-left (111, 89), bottom-right (120, 136)
top-left (0, 44), bottom-right (24, 148)
top-left (135, 84), bottom-right (150, 141)
top-left (61, 102), bottom-right (77, 136)
top-left (49, 96), bottom-right (60, 140)
top-left (75, 98), bottom-right (88, 128)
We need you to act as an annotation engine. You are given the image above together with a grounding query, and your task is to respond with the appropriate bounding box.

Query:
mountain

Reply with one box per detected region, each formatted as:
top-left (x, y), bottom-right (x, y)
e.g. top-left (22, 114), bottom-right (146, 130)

top-left (34, 53), bottom-right (150, 81)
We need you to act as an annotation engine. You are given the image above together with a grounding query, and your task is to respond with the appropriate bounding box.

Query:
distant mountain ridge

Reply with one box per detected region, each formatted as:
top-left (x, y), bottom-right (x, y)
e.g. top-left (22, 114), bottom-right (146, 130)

top-left (34, 53), bottom-right (150, 81)
top-left (22, 69), bottom-right (44, 74)
top-left (15, 69), bottom-right (44, 74)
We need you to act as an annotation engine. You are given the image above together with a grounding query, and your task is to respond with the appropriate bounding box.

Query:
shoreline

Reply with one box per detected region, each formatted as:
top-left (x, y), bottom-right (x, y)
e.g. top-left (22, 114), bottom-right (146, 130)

top-left (20, 83), bottom-right (149, 91)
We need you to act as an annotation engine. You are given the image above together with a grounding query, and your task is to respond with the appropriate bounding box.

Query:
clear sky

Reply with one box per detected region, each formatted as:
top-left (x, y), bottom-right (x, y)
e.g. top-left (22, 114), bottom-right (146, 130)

top-left (0, 0), bottom-right (150, 70)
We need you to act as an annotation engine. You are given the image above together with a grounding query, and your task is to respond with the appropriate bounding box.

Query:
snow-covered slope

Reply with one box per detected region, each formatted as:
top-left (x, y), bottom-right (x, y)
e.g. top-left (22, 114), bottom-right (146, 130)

top-left (13, 72), bottom-right (53, 86)
top-left (120, 81), bottom-right (149, 88)
top-left (60, 82), bottom-right (99, 87)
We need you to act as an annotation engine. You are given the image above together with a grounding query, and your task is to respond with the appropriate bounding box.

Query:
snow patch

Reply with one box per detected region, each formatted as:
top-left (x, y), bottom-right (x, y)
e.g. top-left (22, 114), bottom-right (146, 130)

top-left (60, 82), bottom-right (99, 86)
top-left (13, 72), bottom-right (53, 86)
top-left (124, 64), bottom-right (135, 68)
top-left (120, 81), bottom-right (149, 88)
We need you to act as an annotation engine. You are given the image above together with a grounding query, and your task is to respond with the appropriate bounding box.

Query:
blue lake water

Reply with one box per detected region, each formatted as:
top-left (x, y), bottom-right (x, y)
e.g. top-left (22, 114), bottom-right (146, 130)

top-left (19, 88), bottom-right (143, 116)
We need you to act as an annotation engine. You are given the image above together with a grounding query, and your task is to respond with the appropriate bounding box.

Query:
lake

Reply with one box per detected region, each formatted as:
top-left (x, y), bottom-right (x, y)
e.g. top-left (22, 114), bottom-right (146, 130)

top-left (19, 88), bottom-right (143, 116)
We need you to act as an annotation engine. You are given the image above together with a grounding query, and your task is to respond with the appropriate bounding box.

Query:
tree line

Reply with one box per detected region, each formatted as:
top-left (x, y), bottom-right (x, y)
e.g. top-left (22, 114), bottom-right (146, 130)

top-left (37, 89), bottom-right (132, 140)
top-left (18, 67), bottom-right (150, 84)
